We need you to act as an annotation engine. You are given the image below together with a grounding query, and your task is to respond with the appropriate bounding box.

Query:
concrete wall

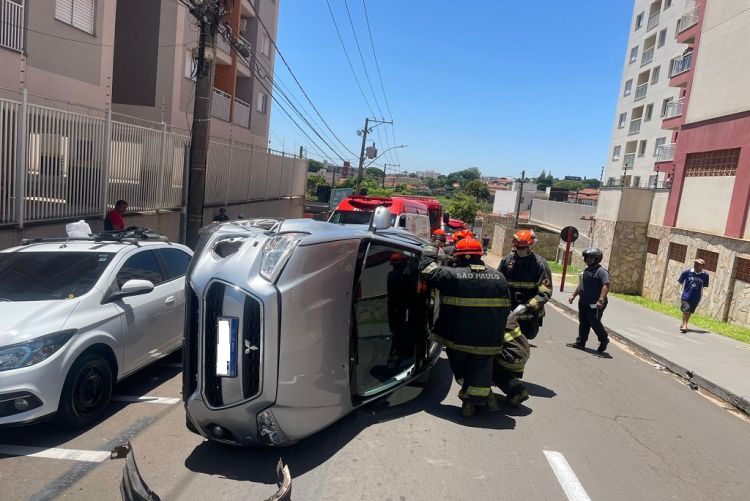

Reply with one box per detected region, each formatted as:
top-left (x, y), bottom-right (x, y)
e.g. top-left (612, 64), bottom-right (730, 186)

top-left (596, 189), bottom-right (622, 221)
top-left (492, 190), bottom-right (518, 215)
top-left (687, 0), bottom-right (750, 123)
top-left (529, 199), bottom-right (596, 231)
top-left (676, 176), bottom-right (735, 234)
top-left (649, 190), bottom-right (669, 225)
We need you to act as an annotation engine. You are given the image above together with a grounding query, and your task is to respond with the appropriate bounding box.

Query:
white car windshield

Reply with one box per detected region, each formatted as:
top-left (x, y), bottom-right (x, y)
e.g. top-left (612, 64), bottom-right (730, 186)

top-left (0, 252), bottom-right (115, 301)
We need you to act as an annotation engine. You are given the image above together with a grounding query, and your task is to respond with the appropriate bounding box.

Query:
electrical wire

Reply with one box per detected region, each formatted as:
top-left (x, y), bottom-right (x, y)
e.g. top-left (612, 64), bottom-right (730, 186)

top-left (342, 0), bottom-right (385, 120)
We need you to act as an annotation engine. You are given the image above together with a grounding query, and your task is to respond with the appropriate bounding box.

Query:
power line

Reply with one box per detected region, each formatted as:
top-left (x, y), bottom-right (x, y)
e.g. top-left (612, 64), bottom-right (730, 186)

top-left (343, 0), bottom-right (385, 120)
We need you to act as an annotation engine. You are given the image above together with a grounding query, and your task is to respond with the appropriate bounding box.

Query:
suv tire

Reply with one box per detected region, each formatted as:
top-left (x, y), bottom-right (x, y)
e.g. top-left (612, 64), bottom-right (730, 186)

top-left (57, 353), bottom-right (113, 428)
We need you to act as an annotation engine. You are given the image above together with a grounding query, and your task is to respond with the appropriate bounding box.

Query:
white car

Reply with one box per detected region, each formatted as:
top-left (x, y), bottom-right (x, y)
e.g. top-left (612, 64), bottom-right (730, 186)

top-left (0, 231), bottom-right (192, 427)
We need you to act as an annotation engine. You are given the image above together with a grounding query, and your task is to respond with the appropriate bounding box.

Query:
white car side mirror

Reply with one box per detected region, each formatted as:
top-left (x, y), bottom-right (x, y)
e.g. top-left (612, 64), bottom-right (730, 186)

top-left (369, 206), bottom-right (392, 232)
top-left (106, 279), bottom-right (155, 302)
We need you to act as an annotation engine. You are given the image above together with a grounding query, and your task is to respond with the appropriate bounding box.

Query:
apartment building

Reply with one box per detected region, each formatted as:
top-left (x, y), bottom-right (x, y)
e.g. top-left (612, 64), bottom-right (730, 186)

top-left (603, 0), bottom-right (689, 189)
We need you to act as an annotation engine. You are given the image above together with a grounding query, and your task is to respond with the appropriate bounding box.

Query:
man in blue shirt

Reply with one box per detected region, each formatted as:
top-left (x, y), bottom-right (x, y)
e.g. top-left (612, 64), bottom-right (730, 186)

top-left (677, 258), bottom-right (709, 332)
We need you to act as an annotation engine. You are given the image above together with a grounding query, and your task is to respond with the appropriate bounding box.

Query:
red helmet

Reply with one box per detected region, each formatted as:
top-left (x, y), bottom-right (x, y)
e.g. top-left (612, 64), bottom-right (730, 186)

top-left (513, 229), bottom-right (536, 247)
top-left (454, 230), bottom-right (473, 242)
top-left (432, 228), bottom-right (446, 236)
top-left (455, 237), bottom-right (483, 256)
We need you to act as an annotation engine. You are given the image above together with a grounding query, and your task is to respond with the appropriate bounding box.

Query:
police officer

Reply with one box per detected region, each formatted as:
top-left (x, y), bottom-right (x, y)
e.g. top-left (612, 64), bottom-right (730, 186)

top-left (500, 229), bottom-right (552, 341)
top-left (493, 316), bottom-right (531, 407)
top-left (420, 237), bottom-right (511, 417)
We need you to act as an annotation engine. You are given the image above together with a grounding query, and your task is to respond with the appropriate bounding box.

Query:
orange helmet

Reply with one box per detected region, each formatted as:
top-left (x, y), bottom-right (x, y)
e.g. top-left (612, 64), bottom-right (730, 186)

top-left (454, 230), bottom-right (473, 242)
top-left (513, 229), bottom-right (536, 247)
top-left (455, 237), bottom-right (483, 256)
top-left (432, 229), bottom-right (446, 236)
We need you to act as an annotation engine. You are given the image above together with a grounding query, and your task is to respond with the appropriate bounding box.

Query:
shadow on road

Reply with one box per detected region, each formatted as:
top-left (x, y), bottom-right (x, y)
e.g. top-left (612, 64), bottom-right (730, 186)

top-left (524, 381), bottom-right (557, 399)
top-left (184, 357), bottom-right (519, 483)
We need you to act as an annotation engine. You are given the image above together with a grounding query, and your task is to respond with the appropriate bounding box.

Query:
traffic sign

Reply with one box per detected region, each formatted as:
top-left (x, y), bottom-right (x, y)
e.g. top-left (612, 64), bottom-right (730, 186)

top-left (328, 188), bottom-right (353, 210)
top-left (560, 226), bottom-right (579, 242)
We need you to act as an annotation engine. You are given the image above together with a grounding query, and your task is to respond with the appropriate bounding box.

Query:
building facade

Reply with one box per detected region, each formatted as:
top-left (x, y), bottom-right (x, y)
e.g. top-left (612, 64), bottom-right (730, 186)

top-left (603, 0), bottom-right (689, 189)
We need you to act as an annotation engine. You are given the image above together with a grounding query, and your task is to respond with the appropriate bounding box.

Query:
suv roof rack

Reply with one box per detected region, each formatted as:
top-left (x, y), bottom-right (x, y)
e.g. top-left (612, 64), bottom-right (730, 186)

top-left (21, 227), bottom-right (170, 248)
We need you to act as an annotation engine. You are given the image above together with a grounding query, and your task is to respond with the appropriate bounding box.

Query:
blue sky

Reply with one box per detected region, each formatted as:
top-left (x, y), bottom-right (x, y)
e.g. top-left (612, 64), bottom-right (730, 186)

top-left (269, 0), bottom-right (634, 180)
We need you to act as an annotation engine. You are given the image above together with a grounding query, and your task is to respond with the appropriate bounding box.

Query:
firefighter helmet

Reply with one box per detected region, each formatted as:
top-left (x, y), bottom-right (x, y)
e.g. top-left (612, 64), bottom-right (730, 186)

top-left (455, 237), bottom-right (483, 256)
top-left (432, 228), bottom-right (446, 236)
top-left (582, 247), bottom-right (603, 264)
top-left (513, 229), bottom-right (536, 247)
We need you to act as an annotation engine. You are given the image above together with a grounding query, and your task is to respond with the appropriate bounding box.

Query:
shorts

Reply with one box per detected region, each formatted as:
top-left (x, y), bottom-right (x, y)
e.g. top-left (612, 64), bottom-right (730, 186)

top-left (680, 300), bottom-right (698, 314)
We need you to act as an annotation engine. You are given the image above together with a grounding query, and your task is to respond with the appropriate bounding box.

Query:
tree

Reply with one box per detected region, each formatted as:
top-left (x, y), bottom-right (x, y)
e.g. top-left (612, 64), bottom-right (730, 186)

top-left (445, 192), bottom-right (481, 224)
top-left (583, 178), bottom-right (601, 188)
top-left (306, 174), bottom-right (327, 192)
top-left (308, 159), bottom-right (325, 172)
top-left (553, 180), bottom-right (585, 191)
top-left (537, 169), bottom-right (547, 181)
top-left (366, 166), bottom-right (384, 180)
top-left (462, 179), bottom-right (491, 201)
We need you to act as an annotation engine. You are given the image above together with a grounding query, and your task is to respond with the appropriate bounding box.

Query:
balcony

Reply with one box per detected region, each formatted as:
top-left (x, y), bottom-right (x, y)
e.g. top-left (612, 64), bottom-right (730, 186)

top-left (678, 6), bottom-right (700, 33)
top-left (635, 83), bottom-right (648, 101)
top-left (623, 153), bottom-right (636, 169)
top-left (232, 97), bottom-right (251, 127)
top-left (663, 98), bottom-right (685, 119)
top-left (647, 11), bottom-right (660, 31)
top-left (238, 35), bottom-right (251, 67)
top-left (211, 88), bottom-right (231, 121)
top-left (656, 144), bottom-right (676, 162)
top-left (628, 118), bottom-right (642, 135)
top-left (0, 0), bottom-right (24, 52)
top-left (670, 52), bottom-right (692, 77)
top-left (641, 46), bottom-right (655, 66)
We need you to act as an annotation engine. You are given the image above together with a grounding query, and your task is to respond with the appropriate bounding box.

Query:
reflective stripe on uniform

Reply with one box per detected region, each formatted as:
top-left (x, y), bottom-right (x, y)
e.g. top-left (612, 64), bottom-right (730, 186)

top-left (538, 284), bottom-right (551, 295)
top-left (528, 298), bottom-right (541, 310)
top-left (441, 296), bottom-right (511, 308)
top-left (465, 386), bottom-right (491, 397)
top-left (434, 334), bottom-right (503, 355)
top-left (422, 262), bottom-right (439, 274)
top-left (507, 281), bottom-right (537, 289)
top-left (495, 360), bottom-right (526, 372)
top-left (504, 327), bottom-right (523, 343)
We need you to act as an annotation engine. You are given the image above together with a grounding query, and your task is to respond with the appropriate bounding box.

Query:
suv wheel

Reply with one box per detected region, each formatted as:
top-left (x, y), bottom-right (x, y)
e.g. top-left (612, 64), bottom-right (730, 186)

top-left (57, 353), bottom-right (113, 428)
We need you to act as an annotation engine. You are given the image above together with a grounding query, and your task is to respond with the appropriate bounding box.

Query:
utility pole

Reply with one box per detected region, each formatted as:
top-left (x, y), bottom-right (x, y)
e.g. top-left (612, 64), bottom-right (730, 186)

top-left (185, 0), bottom-right (222, 248)
top-left (514, 170), bottom-right (525, 229)
top-left (355, 117), bottom-right (393, 193)
top-left (382, 163), bottom-right (400, 188)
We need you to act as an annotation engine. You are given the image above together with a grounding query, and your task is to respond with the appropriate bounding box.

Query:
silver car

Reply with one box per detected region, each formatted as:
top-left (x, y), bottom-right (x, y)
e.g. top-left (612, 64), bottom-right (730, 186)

top-left (0, 234), bottom-right (192, 427)
top-left (183, 209), bottom-right (440, 446)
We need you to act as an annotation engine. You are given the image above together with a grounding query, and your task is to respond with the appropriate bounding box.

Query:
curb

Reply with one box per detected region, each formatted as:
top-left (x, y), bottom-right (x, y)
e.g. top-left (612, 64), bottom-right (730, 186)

top-left (549, 297), bottom-right (750, 417)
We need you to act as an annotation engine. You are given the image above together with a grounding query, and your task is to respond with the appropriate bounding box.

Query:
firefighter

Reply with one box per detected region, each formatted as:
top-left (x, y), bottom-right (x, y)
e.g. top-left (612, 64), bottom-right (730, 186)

top-left (499, 229), bottom-right (552, 341)
top-left (493, 316), bottom-right (531, 406)
top-left (420, 237), bottom-right (511, 417)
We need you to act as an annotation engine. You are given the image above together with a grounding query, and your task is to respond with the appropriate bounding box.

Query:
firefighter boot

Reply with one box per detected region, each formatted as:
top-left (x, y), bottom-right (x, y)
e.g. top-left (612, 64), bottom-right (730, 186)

top-left (487, 392), bottom-right (502, 412)
top-left (461, 402), bottom-right (476, 417)
top-left (506, 388), bottom-right (530, 407)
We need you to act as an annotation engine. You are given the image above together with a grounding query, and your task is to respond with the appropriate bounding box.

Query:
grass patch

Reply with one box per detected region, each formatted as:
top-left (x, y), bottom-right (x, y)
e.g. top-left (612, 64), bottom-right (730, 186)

top-left (547, 261), bottom-right (581, 283)
top-left (612, 293), bottom-right (750, 345)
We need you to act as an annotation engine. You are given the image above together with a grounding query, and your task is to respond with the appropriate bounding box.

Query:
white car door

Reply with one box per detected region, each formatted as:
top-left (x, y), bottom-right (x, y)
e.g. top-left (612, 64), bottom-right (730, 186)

top-left (113, 249), bottom-right (174, 373)
top-left (154, 247), bottom-right (192, 351)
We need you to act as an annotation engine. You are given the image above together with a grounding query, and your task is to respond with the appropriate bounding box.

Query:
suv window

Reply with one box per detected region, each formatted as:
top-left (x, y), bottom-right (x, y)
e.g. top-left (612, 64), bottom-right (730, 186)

top-left (157, 248), bottom-right (192, 280)
top-left (0, 252), bottom-right (114, 301)
top-left (330, 210), bottom-right (373, 225)
top-left (116, 250), bottom-right (164, 288)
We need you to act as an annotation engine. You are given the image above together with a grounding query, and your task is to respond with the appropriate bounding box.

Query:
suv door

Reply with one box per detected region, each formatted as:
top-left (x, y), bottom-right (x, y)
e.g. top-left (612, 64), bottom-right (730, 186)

top-left (112, 249), bottom-right (172, 373)
top-left (154, 247), bottom-right (192, 351)
top-left (352, 243), bottom-right (421, 397)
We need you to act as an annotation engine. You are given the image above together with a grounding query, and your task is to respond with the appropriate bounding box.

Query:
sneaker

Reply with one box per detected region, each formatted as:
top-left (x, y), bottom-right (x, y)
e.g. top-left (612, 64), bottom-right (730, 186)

top-left (597, 339), bottom-right (609, 353)
top-left (461, 402), bottom-right (476, 417)
top-left (506, 389), bottom-right (530, 407)
top-left (566, 342), bottom-right (585, 350)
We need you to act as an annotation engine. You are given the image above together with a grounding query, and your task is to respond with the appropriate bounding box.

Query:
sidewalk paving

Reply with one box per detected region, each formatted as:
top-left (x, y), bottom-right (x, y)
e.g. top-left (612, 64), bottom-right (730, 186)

top-left (483, 253), bottom-right (750, 415)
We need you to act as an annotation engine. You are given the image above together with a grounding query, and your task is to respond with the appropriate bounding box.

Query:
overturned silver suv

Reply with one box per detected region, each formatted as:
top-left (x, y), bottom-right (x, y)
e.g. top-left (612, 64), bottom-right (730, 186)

top-left (183, 209), bottom-right (440, 446)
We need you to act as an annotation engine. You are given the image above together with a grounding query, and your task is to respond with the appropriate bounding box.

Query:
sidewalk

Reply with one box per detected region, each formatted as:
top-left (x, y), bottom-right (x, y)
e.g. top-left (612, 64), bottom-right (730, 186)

top-left (483, 253), bottom-right (750, 415)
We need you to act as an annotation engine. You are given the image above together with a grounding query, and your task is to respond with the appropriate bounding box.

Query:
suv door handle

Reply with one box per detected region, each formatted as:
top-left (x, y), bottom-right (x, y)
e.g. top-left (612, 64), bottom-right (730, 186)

top-left (165, 296), bottom-right (175, 305)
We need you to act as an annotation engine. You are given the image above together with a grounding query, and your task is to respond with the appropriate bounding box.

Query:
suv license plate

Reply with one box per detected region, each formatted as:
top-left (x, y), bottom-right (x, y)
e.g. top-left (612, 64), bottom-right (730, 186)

top-left (216, 317), bottom-right (238, 377)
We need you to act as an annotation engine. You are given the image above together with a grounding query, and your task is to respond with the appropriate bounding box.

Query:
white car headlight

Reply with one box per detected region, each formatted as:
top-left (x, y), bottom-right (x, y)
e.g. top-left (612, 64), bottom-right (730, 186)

top-left (259, 233), bottom-right (307, 283)
top-left (0, 329), bottom-right (77, 372)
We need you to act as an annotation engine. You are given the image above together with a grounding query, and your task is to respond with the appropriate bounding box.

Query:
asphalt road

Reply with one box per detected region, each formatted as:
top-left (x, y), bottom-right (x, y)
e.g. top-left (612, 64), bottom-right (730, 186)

top-left (2, 306), bottom-right (750, 500)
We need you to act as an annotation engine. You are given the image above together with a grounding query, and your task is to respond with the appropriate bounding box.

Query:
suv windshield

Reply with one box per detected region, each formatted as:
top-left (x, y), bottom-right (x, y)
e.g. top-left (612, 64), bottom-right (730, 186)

top-left (330, 210), bottom-right (373, 225)
top-left (0, 252), bottom-right (115, 301)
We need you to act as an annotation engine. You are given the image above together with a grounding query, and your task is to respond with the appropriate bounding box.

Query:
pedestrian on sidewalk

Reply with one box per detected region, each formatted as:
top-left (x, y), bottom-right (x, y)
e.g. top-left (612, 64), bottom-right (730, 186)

top-left (678, 258), bottom-right (709, 332)
top-left (213, 207), bottom-right (230, 222)
top-left (104, 200), bottom-right (128, 231)
top-left (567, 247), bottom-right (611, 354)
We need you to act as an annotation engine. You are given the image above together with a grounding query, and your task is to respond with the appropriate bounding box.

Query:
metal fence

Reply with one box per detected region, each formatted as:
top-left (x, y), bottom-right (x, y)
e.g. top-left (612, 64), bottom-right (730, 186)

top-left (0, 0), bottom-right (24, 52)
top-left (0, 93), bottom-right (305, 226)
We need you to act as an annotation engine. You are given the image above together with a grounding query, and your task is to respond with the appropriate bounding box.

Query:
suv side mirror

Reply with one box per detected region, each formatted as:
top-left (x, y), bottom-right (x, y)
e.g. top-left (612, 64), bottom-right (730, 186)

top-left (105, 279), bottom-right (155, 302)
top-left (369, 206), bottom-right (392, 232)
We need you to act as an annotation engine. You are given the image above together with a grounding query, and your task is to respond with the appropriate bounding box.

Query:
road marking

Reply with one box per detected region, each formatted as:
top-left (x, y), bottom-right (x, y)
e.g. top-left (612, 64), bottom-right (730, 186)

top-left (111, 395), bottom-right (181, 405)
top-left (0, 444), bottom-right (110, 463)
top-left (543, 450), bottom-right (592, 501)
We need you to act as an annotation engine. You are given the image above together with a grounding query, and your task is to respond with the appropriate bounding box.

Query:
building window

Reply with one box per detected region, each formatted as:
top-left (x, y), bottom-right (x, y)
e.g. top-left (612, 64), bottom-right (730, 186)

top-left (261, 34), bottom-right (272, 57)
top-left (624, 79), bottom-right (633, 96)
top-left (668, 243), bottom-right (687, 262)
top-left (654, 137), bottom-right (666, 156)
top-left (630, 46), bottom-right (639, 63)
top-left (657, 28), bottom-right (668, 48)
top-left (638, 140), bottom-right (648, 157)
top-left (618, 112), bottom-right (627, 129)
top-left (685, 149), bottom-right (741, 177)
top-left (651, 66), bottom-right (660, 85)
top-left (664, 0), bottom-right (672, 10)
top-left (736, 257), bottom-right (750, 282)
top-left (632, 176), bottom-right (641, 187)
top-left (696, 249), bottom-right (719, 272)
top-left (55, 0), bottom-right (96, 35)
top-left (184, 50), bottom-right (196, 81)
top-left (647, 238), bottom-right (660, 255)
top-left (612, 145), bottom-right (622, 161)
top-left (256, 93), bottom-right (267, 113)
top-left (660, 97), bottom-right (673, 118)
top-left (635, 12), bottom-right (645, 30)
top-left (644, 103), bottom-right (654, 121)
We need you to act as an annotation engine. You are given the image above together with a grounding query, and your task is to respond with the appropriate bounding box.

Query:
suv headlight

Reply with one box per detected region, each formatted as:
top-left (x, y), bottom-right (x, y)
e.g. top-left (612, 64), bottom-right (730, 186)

top-left (259, 233), bottom-right (307, 283)
top-left (0, 330), bottom-right (77, 372)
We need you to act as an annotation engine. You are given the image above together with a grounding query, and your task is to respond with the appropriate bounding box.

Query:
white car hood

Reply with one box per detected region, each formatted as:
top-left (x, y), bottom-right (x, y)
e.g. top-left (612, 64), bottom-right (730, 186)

top-left (0, 300), bottom-right (80, 346)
